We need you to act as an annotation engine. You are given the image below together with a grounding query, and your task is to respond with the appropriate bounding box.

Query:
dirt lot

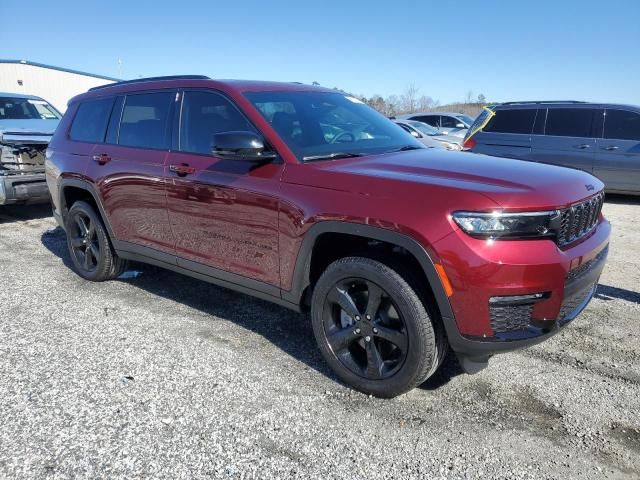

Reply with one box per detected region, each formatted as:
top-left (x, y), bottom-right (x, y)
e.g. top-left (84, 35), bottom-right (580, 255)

top-left (0, 198), bottom-right (638, 479)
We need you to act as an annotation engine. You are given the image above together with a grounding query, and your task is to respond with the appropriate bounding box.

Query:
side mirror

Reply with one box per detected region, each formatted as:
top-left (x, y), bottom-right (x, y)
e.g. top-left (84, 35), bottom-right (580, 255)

top-left (410, 130), bottom-right (420, 138)
top-left (212, 131), bottom-right (277, 162)
top-left (456, 123), bottom-right (466, 129)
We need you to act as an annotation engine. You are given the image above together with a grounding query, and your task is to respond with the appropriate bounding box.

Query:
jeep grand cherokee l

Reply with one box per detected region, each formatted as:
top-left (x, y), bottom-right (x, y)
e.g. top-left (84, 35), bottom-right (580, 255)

top-left (46, 76), bottom-right (610, 397)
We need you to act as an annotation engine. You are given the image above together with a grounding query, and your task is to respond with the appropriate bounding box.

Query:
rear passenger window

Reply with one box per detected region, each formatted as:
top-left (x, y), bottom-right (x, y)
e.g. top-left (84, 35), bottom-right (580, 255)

top-left (604, 109), bottom-right (640, 141)
top-left (483, 109), bottom-right (536, 134)
top-left (440, 116), bottom-right (459, 128)
top-left (119, 92), bottom-right (174, 149)
top-left (546, 108), bottom-right (594, 138)
top-left (180, 91), bottom-right (253, 155)
top-left (412, 115), bottom-right (439, 127)
top-left (69, 97), bottom-right (115, 143)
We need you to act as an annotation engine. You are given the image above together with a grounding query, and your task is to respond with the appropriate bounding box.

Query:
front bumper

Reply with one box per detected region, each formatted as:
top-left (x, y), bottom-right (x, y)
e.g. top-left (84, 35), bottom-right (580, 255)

top-left (0, 172), bottom-right (50, 205)
top-left (433, 217), bottom-right (610, 372)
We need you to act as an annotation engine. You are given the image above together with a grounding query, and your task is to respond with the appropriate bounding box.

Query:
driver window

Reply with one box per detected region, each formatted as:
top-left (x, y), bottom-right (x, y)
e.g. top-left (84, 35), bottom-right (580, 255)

top-left (180, 91), bottom-right (253, 155)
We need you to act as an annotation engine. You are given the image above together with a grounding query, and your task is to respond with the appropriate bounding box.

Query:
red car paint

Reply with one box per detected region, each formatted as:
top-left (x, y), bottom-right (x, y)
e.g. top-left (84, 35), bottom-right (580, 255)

top-left (46, 78), bottom-right (610, 363)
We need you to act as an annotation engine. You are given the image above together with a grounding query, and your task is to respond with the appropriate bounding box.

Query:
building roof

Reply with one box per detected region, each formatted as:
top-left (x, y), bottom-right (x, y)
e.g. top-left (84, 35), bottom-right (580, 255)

top-left (0, 59), bottom-right (121, 82)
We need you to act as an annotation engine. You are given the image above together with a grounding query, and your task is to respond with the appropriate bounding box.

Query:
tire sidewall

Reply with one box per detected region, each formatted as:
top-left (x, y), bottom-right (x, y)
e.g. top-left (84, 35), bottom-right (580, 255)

top-left (311, 257), bottom-right (436, 397)
top-left (65, 201), bottom-right (111, 281)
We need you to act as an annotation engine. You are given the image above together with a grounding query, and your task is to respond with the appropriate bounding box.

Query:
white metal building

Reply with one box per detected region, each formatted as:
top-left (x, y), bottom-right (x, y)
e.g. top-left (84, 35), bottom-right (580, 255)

top-left (0, 60), bottom-right (120, 112)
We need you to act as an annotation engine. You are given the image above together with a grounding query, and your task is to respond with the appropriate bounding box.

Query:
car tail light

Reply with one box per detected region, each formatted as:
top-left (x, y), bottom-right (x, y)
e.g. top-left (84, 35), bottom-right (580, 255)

top-left (462, 136), bottom-right (477, 150)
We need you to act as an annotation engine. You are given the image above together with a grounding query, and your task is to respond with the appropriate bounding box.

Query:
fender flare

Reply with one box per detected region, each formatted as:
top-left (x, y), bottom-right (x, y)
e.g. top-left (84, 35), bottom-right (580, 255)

top-left (282, 221), bottom-right (455, 322)
top-left (57, 178), bottom-right (117, 240)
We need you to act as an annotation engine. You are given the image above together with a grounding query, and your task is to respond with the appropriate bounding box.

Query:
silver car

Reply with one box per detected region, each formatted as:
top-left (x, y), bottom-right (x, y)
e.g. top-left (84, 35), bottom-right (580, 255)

top-left (398, 111), bottom-right (475, 138)
top-left (0, 92), bottom-right (61, 205)
top-left (394, 119), bottom-right (462, 150)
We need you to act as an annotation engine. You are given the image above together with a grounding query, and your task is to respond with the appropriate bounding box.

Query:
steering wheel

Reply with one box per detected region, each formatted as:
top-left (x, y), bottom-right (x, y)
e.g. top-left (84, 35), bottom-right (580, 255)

top-left (330, 131), bottom-right (355, 144)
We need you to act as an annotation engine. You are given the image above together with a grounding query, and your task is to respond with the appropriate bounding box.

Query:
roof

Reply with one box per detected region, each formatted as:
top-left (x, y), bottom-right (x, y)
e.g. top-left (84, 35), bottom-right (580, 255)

top-left (73, 76), bottom-right (335, 103)
top-left (493, 101), bottom-right (640, 110)
top-left (0, 92), bottom-right (46, 100)
top-left (0, 59), bottom-right (121, 82)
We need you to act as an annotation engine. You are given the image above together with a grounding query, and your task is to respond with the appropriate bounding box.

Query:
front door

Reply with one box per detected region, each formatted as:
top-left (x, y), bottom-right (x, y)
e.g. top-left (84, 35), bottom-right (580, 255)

top-left (165, 90), bottom-right (283, 287)
top-left (594, 108), bottom-right (640, 193)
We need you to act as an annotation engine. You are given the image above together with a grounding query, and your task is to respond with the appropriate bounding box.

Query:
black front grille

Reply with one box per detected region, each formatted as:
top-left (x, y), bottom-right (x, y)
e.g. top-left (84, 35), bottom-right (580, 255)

top-left (489, 304), bottom-right (534, 333)
top-left (557, 192), bottom-right (604, 245)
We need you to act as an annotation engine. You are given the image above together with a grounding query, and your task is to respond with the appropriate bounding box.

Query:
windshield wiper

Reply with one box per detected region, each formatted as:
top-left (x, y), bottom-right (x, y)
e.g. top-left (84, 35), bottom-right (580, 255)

top-left (303, 152), bottom-right (365, 162)
top-left (387, 145), bottom-right (423, 153)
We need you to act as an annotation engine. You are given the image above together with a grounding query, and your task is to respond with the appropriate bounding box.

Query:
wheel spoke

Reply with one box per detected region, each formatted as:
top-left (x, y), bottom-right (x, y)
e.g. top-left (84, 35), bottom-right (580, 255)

top-left (374, 325), bottom-right (407, 351)
top-left (365, 340), bottom-right (384, 379)
top-left (87, 219), bottom-right (96, 239)
top-left (83, 248), bottom-right (92, 269)
top-left (327, 286), bottom-right (360, 319)
top-left (365, 282), bottom-right (384, 318)
top-left (70, 236), bottom-right (84, 248)
top-left (88, 245), bottom-right (99, 265)
top-left (76, 216), bottom-right (89, 236)
top-left (327, 327), bottom-right (357, 353)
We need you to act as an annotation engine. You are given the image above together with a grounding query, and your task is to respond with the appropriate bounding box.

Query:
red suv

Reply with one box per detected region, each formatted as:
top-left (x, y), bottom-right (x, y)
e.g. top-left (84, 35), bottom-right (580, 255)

top-left (46, 76), bottom-right (610, 397)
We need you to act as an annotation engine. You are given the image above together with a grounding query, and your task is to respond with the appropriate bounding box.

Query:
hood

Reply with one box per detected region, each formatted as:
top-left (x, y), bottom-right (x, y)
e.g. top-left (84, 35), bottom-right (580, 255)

top-left (0, 119), bottom-right (59, 138)
top-left (313, 150), bottom-right (604, 210)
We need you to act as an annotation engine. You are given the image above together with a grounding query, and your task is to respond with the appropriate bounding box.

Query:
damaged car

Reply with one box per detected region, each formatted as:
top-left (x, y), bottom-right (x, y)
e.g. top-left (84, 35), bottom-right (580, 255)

top-left (0, 93), bottom-right (61, 205)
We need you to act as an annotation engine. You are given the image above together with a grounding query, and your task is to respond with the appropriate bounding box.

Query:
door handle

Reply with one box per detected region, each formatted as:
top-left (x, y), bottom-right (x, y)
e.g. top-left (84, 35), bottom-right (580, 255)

top-left (573, 144), bottom-right (591, 150)
top-left (169, 164), bottom-right (196, 176)
top-left (602, 145), bottom-right (619, 151)
top-left (92, 154), bottom-right (111, 165)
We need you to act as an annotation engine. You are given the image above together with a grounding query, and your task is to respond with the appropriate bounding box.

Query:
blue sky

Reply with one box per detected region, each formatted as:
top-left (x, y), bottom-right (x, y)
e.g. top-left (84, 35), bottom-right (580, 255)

top-left (2, 0), bottom-right (639, 105)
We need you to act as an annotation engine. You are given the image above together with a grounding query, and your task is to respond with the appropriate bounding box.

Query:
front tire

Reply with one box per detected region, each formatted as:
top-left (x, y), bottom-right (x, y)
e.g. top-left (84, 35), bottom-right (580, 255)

top-left (311, 257), bottom-right (444, 397)
top-left (65, 201), bottom-right (126, 281)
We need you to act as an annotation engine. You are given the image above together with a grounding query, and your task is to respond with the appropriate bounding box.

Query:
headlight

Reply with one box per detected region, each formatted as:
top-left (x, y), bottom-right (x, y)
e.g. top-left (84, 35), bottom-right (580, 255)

top-left (452, 210), bottom-right (560, 239)
top-left (442, 142), bottom-right (462, 151)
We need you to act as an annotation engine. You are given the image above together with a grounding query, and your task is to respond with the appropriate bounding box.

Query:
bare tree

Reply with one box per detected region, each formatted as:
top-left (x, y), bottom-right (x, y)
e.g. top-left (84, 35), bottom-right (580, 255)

top-left (464, 89), bottom-right (474, 105)
top-left (417, 95), bottom-right (436, 111)
top-left (385, 94), bottom-right (400, 117)
top-left (477, 93), bottom-right (486, 104)
top-left (400, 83), bottom-right (420, 113)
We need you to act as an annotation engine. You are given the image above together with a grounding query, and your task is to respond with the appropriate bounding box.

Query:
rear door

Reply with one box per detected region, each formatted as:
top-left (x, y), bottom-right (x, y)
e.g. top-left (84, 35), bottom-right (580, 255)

top-left (594, 108), bottom-right (640, 193)
top-left (530, 106), bottom-right (597, 173)
top-left (470, 107), bottom-right (537, 160)
top-left (85, 90), bottom-right (177, 254)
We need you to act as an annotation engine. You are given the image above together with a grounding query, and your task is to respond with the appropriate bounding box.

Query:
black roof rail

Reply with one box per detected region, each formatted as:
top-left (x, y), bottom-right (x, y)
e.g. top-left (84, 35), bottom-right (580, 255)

top-left (89, 75), bottom-right (211, 91)
top-left (500, 100), bottom-right (586, 105)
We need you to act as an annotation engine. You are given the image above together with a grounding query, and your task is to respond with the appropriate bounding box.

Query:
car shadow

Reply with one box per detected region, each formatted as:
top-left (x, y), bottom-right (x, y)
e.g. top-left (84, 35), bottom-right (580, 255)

top-left (0, 204), bottom-right (52, 223)
top-left (604, 193), bottom-right (640, 206)
top-left (40, 226), bottom-right (335, 382)
top-left (596, 284), bottom-right (640, 305)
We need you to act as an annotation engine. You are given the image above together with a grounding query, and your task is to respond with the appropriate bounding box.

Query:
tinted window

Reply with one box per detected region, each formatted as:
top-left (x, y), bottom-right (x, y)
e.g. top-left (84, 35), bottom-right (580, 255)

top-left (546, 108), bottom-right (594, 138)
top-left (604, 109), bottom-right (640, 141)
top-left (440, 116), bottom-right (461, 128)
top-left (532, 108), bottom-right (546, 135)
top-left (483, 108), bottom-right (536, 134)
top-left (119, 92), bottom-right (174, 149)
top-left (69, 97), bottom-right (115, 143)
top-left (180, 91), bottom-right (253, 155)
top-left (105, 96), bottom-right (124, 144)
top-left (412, 115), bottom-right (439, 127)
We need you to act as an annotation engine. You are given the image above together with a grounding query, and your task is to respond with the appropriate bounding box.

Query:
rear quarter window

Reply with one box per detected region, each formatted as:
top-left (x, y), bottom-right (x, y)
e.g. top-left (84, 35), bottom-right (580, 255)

top-left (604, 109), bottom-right (640, 141)
top-left (69, 97), bottom-right (115, 143)
top-left (483, 108), bottom-right (536, 134)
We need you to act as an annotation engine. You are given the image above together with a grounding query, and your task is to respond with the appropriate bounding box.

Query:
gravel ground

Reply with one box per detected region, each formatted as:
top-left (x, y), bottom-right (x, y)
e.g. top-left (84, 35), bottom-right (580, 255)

top-left (0, 198), bottom-right (639, 479)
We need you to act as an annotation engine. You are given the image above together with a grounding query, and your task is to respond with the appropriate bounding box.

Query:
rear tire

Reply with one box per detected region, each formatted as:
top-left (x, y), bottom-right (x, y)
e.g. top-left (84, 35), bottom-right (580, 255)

top-left (311, 256), bottom-right (445, 398)
top-left (65, 201), bottom-right (126, 281)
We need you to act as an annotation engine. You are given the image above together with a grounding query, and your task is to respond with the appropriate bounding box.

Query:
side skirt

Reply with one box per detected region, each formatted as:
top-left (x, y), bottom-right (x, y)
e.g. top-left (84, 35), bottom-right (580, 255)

top-left (113, 240), bottom-right (301, 313)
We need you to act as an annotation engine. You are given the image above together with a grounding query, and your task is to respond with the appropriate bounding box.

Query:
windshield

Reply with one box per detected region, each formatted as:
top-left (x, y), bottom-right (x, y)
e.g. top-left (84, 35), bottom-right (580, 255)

top-left (244, 91), bottom-right (423, 161)
top-left (406, 120), bottom-right (441, 136)
top-left (456, 114), bottom-right (475, 126)
top-left (0, 96), bottom-right (61, 120)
